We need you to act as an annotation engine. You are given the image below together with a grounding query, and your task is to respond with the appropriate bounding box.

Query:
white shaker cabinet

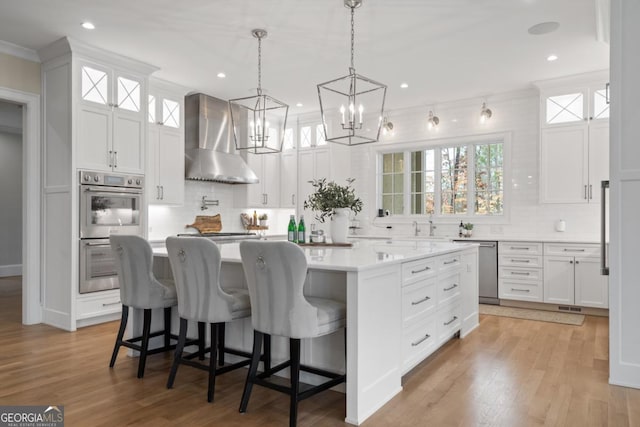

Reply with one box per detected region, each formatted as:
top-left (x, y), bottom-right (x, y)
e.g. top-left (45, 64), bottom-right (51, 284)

top-left (537, 75), bottom-right (610, 204)
top-left (298, 147), bottom-right (330, 229)
top-left (147, 81), bottom-right (187, 205)
top-left (543, 243), bottom-right (608, 308)
top-left (77, 61), bottom-right (146, 174)
top-left (280, 149), bottom-right (298, 209)
top-left (240, 152), bottom-right (281, 208)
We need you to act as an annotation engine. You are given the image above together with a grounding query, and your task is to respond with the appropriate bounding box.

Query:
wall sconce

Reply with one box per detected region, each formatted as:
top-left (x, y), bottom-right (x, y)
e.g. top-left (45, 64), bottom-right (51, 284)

top-left (480, 102), bottom-right (492, 124)
top-left (382, 117), bottom-right (394, 135)
top-left (427, 110), bottom-right (439, 130)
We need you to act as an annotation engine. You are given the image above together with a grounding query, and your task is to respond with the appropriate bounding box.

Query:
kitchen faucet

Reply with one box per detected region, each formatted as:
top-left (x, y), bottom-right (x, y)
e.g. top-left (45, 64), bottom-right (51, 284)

top-left (428, 215), bottom-right (436, 237)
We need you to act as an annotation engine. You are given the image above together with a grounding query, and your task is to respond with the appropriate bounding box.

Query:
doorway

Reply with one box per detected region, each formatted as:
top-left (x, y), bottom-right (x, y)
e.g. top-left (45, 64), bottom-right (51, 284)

top-left (0, 88), bottom-right (41, 325)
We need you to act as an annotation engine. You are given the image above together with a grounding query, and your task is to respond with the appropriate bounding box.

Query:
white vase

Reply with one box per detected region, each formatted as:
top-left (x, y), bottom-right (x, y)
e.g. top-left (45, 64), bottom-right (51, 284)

top-left (331, 208), bottom-right (350, 244)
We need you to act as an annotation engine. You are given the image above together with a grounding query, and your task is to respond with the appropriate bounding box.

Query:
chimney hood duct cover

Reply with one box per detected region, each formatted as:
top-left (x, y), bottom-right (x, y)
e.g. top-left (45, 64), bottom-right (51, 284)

top-left (185, 93), bottom-right (259, 184)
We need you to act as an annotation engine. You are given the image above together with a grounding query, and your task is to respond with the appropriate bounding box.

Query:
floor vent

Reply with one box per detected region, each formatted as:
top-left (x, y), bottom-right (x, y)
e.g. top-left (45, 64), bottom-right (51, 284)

top-left (569, 307), bottom-right (582, 312)
top-left (558, 306), bottom-right (571, 311)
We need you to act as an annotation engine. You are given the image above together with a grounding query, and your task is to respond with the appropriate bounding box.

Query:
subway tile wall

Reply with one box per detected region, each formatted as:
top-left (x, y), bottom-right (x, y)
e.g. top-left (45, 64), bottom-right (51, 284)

top-left (350, 89), bottom-right (604, 241)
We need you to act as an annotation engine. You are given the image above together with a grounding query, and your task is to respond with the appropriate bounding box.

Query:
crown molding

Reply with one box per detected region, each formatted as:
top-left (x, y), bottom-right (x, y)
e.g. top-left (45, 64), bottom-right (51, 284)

top-left (0, 40), bottom-right (40, 63)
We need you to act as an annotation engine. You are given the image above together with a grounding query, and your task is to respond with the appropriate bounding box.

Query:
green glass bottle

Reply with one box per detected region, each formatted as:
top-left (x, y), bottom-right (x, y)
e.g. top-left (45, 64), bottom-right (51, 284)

top-left (297, 215), bottom-right (306, 244)
top-left (288, 215), bottom-right (297, 243)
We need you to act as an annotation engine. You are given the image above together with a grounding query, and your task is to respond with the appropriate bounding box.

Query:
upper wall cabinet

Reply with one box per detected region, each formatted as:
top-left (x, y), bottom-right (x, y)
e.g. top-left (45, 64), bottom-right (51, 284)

top-left (77, 60), bottom-right (148, 174)
top-left (147, 80), bottom-right (187, 205)
top-left (280, 127), bottom-right (297, 209)
top-left (537, 74), bottom-right (610, 204)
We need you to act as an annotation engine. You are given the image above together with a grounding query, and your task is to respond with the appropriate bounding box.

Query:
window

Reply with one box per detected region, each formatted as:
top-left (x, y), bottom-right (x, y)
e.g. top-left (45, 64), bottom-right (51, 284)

top-left (283, 128), bottom-right (294, 150)
top-left (148, 95), bottom-right (156, 124)
top-left (379, 139), bottom-right (504, 217)
top-left (593, 89), bottom-right (610, 119)
top-left (381, 152), bottom-right (404, 215)
top-left (117, 77), bottom-right (141, 112)
top-left (81, 66), bottom-right (108, 105)
top-left (316, 124), bottom-right (327, 146)
top-left (300, 126), bottom-right (311, 148)
top-left (162, 99), bottom-right (180, 128)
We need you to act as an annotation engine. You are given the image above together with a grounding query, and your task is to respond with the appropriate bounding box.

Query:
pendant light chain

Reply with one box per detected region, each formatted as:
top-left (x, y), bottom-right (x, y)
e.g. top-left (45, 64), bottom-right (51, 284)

top-left (257, 34), bottom-right (262, 95)
top-left (350, 5), bottom-right (355, 73)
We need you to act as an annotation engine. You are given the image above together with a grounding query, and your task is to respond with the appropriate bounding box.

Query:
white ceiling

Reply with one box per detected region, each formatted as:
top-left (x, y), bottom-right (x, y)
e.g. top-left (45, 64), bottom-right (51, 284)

top-left (0, 0), bottom-right (609, 112)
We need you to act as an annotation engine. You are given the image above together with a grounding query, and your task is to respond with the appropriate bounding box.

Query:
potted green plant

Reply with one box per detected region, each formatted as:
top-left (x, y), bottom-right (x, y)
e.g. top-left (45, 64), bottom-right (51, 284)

top-left (463, 222), bottom-right (474, 237)
top-left (304, 178), bottom-right (363, 243)
top-left (258, 213), bottom-right (268, 227)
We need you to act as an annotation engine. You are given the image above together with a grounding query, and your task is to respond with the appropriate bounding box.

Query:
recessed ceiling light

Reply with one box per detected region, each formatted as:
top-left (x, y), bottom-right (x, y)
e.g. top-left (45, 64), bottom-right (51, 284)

top-left (81, 22), bottom-right (95, 30)
top-left (400, 83), bottom-right (409, 89)
top-left (216, 72), bottom-right (226, 78)
top-left (528, 22), bottom-right (560, 35)
top-left (451, 118), bottom-right (458, 123)
top-left (296, 103), bottom-right (303, 107)
top-left (547, 54), bottom-right (558, 62)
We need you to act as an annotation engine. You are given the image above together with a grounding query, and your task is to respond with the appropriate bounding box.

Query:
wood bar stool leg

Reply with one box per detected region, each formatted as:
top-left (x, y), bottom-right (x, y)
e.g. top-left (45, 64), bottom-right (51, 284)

top-left (163, 307), bottom-right (172, 349)
top-left (167, 317), bottom-right (188, 389)
top-left (218, 323), bottom-right (225, 366)
top-left (239, 330), bottom-right (263, 413)
top-left (289, 338), bottom-right (301, 427)
top-left (137, 309), bottom-right (152, 378)
top-left (109, 305), bottom-right (129, 368)
top-left (198, 322), bottom-right (206, 360)
top-left (207, 322), bottom-right (219, 402)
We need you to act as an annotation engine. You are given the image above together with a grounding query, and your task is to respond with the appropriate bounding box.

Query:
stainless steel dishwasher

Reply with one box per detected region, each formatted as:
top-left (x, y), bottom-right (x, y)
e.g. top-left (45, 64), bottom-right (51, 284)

top-left (455, 240), bottom-right (499, 305)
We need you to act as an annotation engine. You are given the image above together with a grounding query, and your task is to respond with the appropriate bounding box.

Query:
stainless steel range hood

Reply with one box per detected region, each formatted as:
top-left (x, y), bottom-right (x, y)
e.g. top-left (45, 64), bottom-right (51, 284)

top-left (185, 93), bottom-right (258, 184)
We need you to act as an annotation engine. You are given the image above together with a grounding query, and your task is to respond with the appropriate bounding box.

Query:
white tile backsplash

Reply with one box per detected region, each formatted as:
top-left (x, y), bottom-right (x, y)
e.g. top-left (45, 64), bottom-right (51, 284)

top-left (148, 180), bottom-right (293, 241)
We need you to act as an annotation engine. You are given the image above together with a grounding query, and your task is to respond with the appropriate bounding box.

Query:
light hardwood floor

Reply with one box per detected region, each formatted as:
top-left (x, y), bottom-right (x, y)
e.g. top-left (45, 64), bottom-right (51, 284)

top-left (2, 276), bottom-right (639, 426)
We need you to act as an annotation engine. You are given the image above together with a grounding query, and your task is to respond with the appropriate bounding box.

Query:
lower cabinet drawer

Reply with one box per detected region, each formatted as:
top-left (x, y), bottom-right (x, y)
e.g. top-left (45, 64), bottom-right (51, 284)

top-left (77, 293), bottom-right (122, 319)
top-left (437, 272), bottom-right (461, 308)
top-left (499, 255), bottom-right (543, 268)
top-left (402, 315), bottom-right (438, 373)
top-left (402, 278), bottom-right (437, 326)
top-left (437, 303), bottom-right (462, 342)
top-left (498, 279), bottom-right (543, 302)
top-left (499, 266), bottom-right (542, 281)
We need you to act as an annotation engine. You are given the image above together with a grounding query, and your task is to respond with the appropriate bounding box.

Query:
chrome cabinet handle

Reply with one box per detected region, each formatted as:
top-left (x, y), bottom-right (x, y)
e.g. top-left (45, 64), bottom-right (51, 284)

top-left (601, 181), bottom-right (609, 275)
top-left (443, 259), bottom-right (458, 265)
top-left (575, 260), bottom-right (580, 264)
top-left (589, 184), bottom-right (593, 199)
top-left (411, 333), bottom-right (431, 347)
top-left (113, 151), bottom-right (118, 168)
top-left (157, 186), bottom-right (160, 200)
top-left (479, 244), bottom-right (496, 248)
top-left (510, 271), bottom-right (530, 276)
top-left (108, 150), bottom-right (113, 167)
top-left (510, 247), bottom-right (530, 250)
top-left (563, 249), bottom-right (585, 252)
top-left (584, 185), bottom-right (588, 199)
top-left (511, 288), bottom-right (530, 292)
top-left (606, 82), bottom-right (610, 104)
top-left (411, 296), bottom-right (431, 306)
top-left (444, 316), bottom-right (458, 326)
top-left (160, 186), bottom-right (164, 200)
top-left (570, 260), bottom-right (574, 264)
top-left (443, 284), bottom-right (458, 291)
top-left (511, 259), bottom-right (530, 263)
top-left (83, 242), bottom-right (111, 247)
top-left (411, 266), bottom-right (431, 274)
top-left (102, 301), bottom-right (121, 307)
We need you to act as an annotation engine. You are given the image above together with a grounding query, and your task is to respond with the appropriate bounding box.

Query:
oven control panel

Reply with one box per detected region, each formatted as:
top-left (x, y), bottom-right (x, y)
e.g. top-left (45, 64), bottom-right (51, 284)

top-left (79, 170), bottom-right (144, 189)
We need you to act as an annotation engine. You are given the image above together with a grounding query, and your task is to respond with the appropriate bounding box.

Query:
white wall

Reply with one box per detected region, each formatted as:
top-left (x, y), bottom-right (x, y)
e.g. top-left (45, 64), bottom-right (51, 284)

top-left (350, 88), bottom-right (604, 240)
top-left (147, 180), bottom-right (293, 241)
top-left (0, 121), bottom-right (22, 275)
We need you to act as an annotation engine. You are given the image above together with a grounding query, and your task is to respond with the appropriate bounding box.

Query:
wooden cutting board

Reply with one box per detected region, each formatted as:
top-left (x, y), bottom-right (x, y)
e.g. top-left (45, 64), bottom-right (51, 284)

top-left (186, 215), bottom-right (222, 234)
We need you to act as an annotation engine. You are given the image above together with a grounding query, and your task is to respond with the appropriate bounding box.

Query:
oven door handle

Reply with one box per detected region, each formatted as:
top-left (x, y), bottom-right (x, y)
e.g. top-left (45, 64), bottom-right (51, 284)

top-left (83, 186), bottom-right (143, 195)
top-left (83, 242), bottom-right (112, 247)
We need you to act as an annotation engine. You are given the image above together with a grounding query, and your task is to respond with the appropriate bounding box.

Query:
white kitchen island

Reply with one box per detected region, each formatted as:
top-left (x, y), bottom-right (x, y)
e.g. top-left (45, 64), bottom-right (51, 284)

top-left (152, 238), bottom-right (479, 425)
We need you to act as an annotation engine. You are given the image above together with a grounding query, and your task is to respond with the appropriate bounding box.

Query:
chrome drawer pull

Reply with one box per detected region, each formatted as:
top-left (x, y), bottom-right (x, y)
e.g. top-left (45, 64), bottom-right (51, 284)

top-left (102, 301), bottom-right (121, 307)
top-left (443, 284), bottom-right (458, 291)
top-left (443, 259), bottom-right (458, 265)
top-left (411, 296), bottom-right (431, 306)
top-left (511, 288), bottom-right (530, 292)
top-left (444, 316), bottom-right (458, 326)
top-left (563, 248), bottom-right (586, 252)
top-left (510, 246), bottom-right (531, 250)
top-left (511, 259), bottom-right (530, 263)
top-left (411, 266), bottom-right (431, 274)
top-left (510, 271), bottom-right (530, 276)
top-left (411, 333), bottom-right (431, 347)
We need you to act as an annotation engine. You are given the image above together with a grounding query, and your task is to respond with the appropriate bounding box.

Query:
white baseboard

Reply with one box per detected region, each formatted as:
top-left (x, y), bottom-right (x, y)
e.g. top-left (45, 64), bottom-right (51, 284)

top-left (0, 264), bottom-right (22, 277)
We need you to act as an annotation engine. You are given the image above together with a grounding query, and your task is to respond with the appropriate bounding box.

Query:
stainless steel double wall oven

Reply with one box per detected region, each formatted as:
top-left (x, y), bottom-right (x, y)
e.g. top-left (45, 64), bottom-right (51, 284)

top-left (79, 170), bottom-right (144, 294)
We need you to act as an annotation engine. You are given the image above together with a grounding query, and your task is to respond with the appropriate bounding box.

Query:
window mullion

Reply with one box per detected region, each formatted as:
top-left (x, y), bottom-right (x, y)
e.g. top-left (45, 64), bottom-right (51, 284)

top-left (404, 151), bottom-right (411, 215)
top-left (435, 148), bottom-right (441, 216)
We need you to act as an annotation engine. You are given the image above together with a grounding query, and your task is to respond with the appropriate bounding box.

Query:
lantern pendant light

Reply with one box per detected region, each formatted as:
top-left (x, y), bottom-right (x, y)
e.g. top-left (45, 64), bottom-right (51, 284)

top-left (230, 29), bottom-right (289, 154)
top-left (317, 0), bottom-right (387, 146)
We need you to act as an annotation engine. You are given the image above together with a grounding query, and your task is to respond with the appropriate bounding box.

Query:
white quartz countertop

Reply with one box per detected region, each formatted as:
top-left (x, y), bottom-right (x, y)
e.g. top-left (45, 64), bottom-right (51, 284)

top-left (351, 234), bottom-right (600, 244)
top-left (153, 238), bottom-right (478, 272)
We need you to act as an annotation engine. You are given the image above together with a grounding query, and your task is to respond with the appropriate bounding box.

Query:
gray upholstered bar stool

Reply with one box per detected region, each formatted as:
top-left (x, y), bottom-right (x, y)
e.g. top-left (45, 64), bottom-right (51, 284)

top-left (166, 236), bottom-right (269, 403)
top-left (239, 240), bottom-right (346, 427)
top-left (109, 235), bottom-right (180, 379)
